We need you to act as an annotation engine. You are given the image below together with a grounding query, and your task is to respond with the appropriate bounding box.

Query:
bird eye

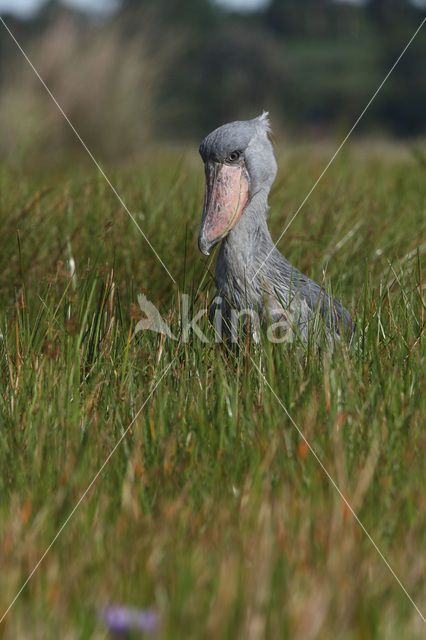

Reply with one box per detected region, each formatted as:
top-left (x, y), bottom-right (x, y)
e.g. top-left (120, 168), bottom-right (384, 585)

top-left (227, 151), bottom-right (240, 163)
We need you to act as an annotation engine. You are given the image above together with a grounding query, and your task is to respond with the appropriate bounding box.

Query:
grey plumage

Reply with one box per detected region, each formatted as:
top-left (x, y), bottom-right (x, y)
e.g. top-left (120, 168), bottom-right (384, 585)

top-left (199, 113), bottom-right (353, 343)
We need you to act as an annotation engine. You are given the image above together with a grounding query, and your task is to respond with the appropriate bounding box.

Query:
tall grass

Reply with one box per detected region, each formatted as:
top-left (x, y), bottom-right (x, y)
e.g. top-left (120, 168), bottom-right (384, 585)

top-left (0, 146), bottom-right (425, 638)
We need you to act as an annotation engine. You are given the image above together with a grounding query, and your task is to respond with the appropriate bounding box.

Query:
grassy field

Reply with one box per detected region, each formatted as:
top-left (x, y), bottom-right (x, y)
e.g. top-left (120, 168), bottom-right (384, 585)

top-left (0, 145), bottom-right (425, 639)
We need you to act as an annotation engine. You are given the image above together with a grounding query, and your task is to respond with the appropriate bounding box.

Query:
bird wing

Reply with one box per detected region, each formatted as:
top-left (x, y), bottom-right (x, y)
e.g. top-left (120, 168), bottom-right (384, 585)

top-left (265, 252), bottom-right (353, 337)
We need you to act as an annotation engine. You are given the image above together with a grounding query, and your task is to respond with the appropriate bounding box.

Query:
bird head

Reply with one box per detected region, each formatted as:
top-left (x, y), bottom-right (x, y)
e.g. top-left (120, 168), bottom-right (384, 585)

top-left (198, 112), bottom-right (277, 256)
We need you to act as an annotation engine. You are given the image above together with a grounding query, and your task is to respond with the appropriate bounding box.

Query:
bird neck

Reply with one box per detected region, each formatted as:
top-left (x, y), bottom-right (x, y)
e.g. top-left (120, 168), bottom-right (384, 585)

top-left (224, 190), bottom-right (273, 256)
top-left (216, 189), bottom-right (274, 289)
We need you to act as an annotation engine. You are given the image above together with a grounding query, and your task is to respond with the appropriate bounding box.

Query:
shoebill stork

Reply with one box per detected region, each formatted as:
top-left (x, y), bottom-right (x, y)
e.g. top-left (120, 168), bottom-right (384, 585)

top-left (198, 113), bottom-right (352, 343)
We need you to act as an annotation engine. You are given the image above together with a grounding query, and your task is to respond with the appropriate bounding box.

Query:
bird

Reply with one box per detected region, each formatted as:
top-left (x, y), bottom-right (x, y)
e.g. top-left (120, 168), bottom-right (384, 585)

top-left (197, 112), bottom-right (353, 345)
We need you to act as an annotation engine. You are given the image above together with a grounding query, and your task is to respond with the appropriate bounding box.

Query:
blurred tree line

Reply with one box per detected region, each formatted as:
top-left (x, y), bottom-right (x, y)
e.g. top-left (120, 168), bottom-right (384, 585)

top-left (0, 0), bottom-right (425, 159)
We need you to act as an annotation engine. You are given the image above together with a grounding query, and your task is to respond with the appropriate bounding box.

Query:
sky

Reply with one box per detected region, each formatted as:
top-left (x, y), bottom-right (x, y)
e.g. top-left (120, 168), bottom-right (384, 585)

top-left (0, 0), bottom-right (424, 18)
top-left (0, 0), bottom-right (270, 18)
top-left (0, 0), bottom-right (122, 17)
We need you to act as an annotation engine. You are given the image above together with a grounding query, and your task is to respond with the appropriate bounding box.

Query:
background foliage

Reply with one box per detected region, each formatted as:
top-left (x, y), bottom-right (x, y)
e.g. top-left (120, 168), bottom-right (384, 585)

top-left (0, 0), bottom-right (425, 160)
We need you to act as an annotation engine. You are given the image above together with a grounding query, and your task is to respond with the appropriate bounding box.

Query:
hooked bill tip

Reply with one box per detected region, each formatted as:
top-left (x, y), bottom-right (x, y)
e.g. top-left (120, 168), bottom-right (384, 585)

top-left (198, 236), bottom-right (211, 256)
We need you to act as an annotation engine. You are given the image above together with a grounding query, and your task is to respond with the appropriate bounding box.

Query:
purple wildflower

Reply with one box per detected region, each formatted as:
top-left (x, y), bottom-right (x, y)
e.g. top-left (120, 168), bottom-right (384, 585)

top-left (101, 606), bottom-right (159, 637)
